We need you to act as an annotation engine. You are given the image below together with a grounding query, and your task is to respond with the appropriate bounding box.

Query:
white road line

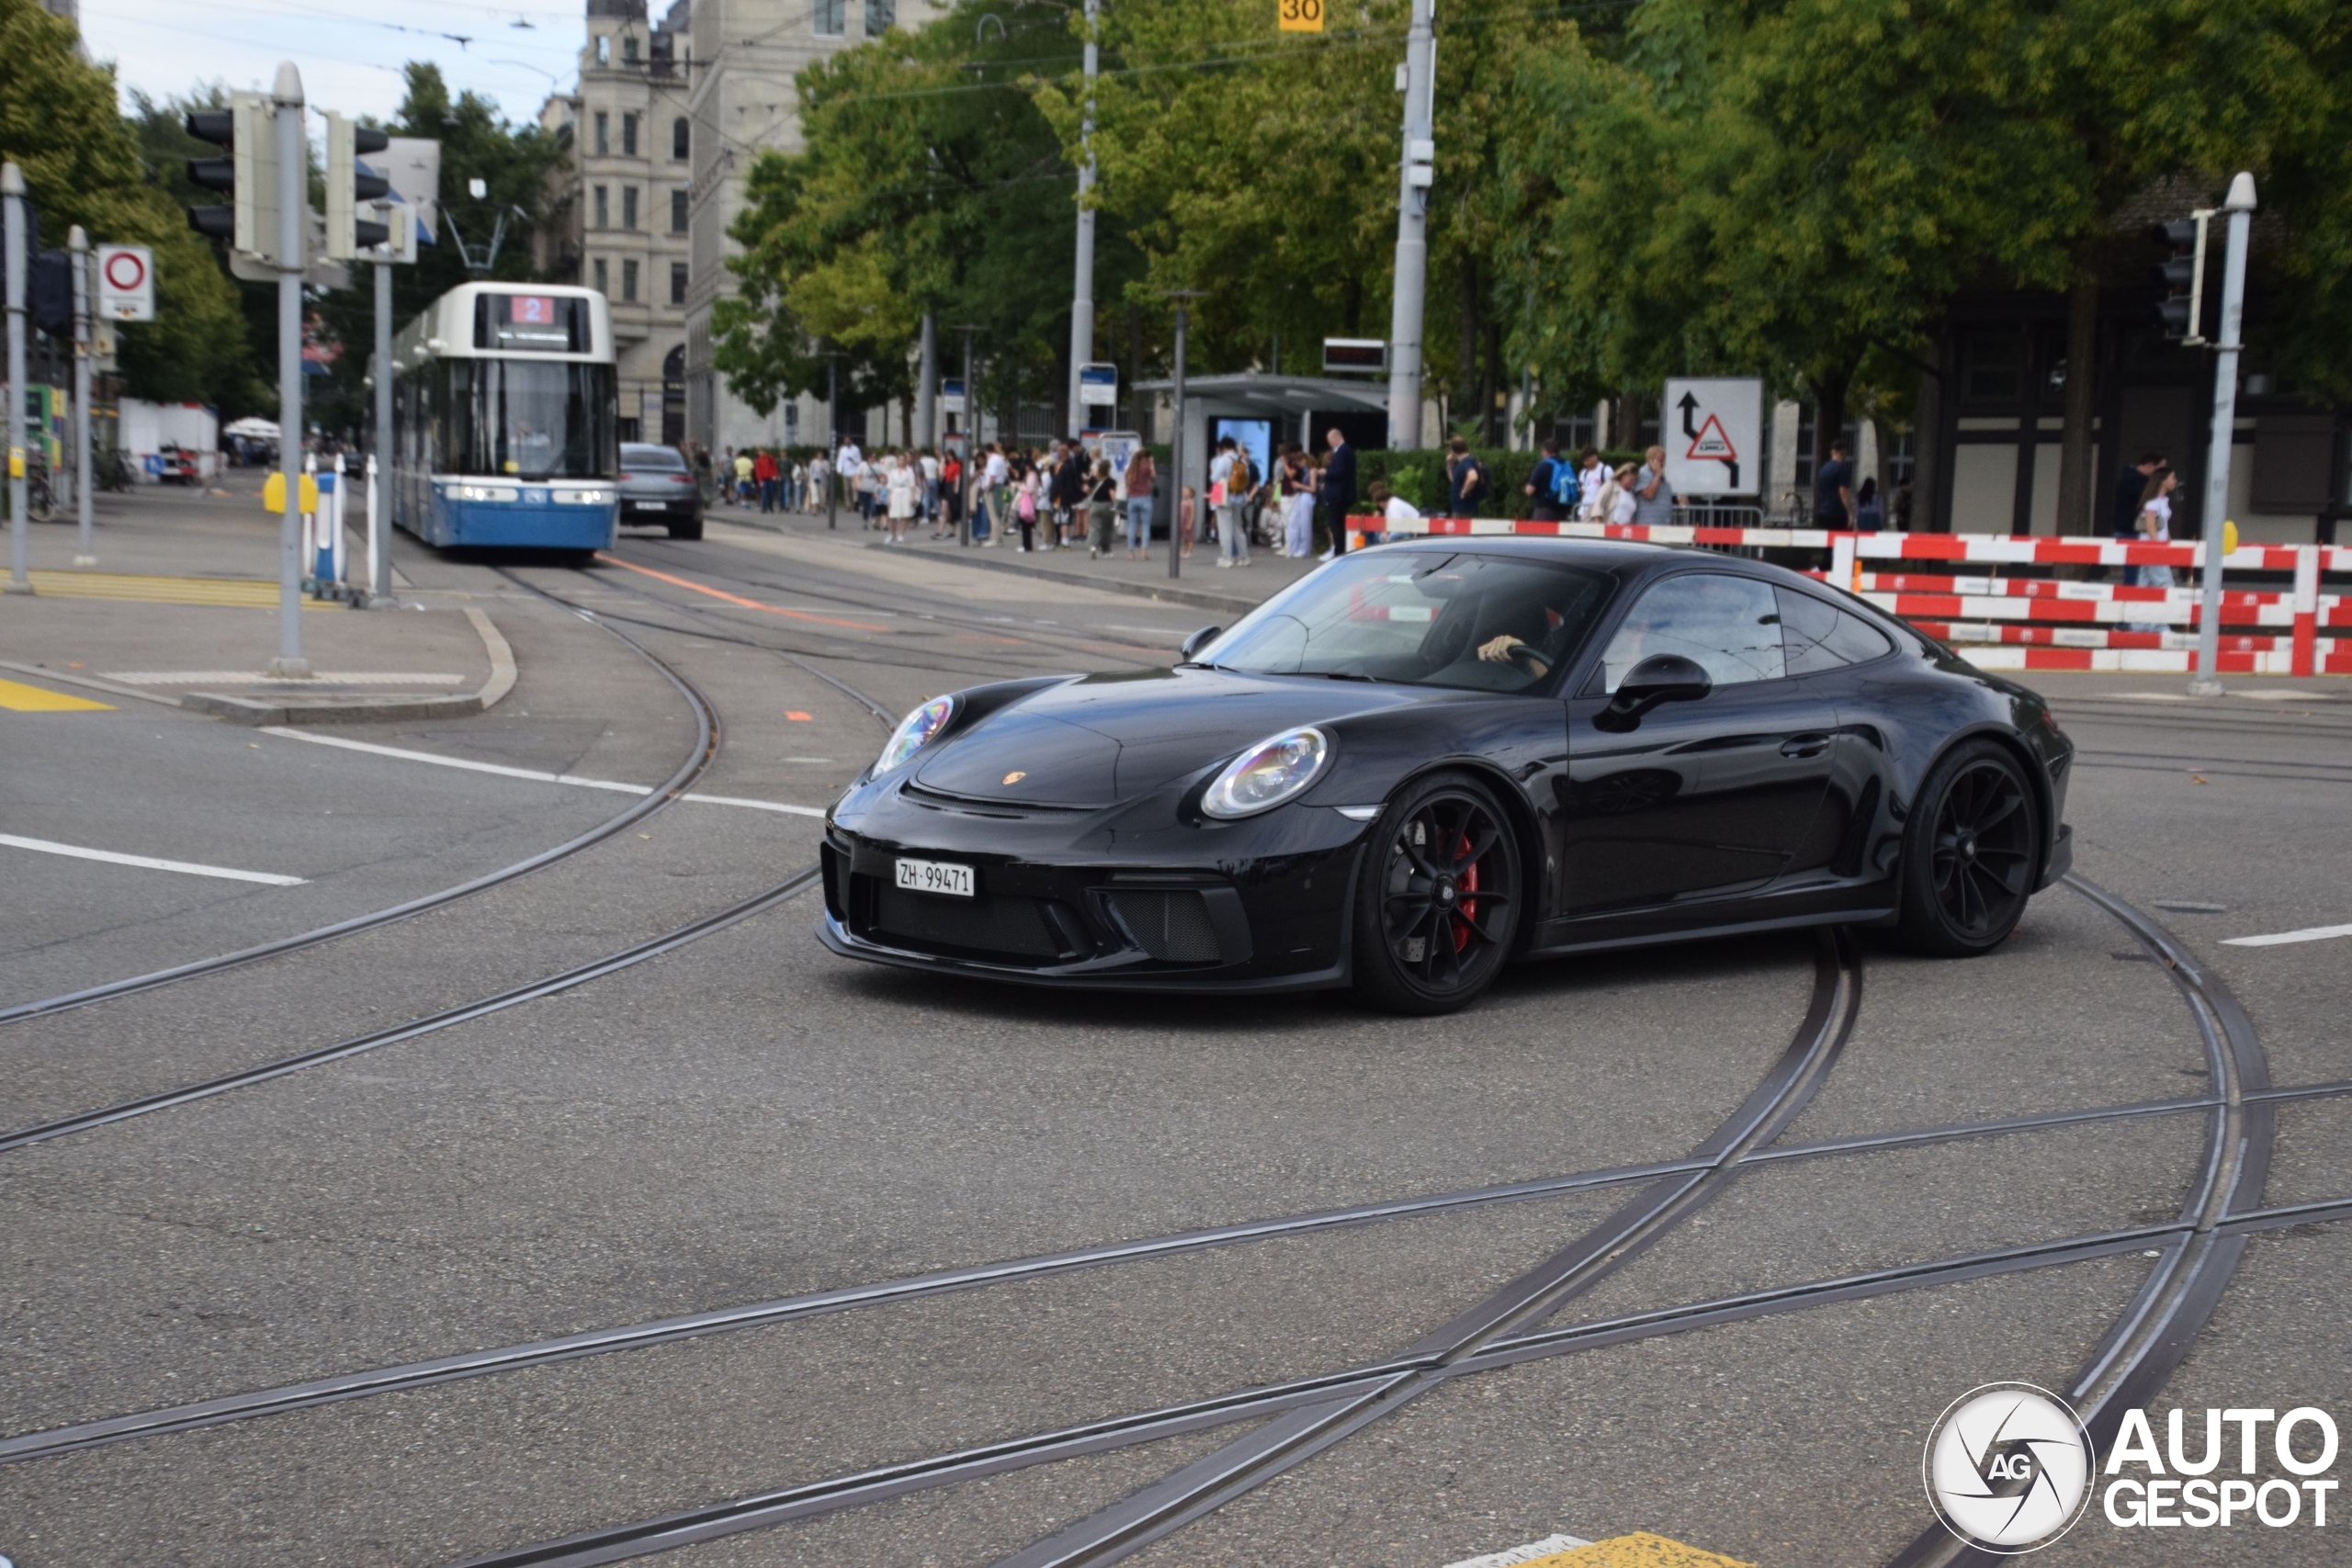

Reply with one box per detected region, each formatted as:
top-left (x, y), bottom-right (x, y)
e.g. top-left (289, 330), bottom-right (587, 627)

top-left (260, 727), bottom-right (825, 816)
top-left (1442, 1535), bottom-right (1592, 1568)
top-left (2223, 922), bottom-right (2352, 948)
top-left (0, 833), bottom-right (306, 886)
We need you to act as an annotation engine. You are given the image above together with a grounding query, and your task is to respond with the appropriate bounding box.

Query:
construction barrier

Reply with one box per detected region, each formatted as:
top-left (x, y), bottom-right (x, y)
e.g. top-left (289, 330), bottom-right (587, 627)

top-left (1345, 514), bottom-right (2349, 677)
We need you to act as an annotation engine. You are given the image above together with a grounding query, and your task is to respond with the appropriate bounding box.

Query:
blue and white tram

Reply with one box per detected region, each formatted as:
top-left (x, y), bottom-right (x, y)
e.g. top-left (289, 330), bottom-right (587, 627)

top-left (390, 283), bottom-right (620, 554)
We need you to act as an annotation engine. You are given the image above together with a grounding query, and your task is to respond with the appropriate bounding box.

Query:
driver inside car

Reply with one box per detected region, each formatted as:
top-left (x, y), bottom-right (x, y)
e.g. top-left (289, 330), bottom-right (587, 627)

top-left (1474, 594), bottom-right (1581, 680)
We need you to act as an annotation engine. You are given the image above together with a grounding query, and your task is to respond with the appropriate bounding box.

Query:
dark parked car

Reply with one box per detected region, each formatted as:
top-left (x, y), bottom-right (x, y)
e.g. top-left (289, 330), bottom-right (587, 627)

top-left (618, 442), bottom-right (701, 538)
top-left (820, 539), bottom-right (2075, 1013)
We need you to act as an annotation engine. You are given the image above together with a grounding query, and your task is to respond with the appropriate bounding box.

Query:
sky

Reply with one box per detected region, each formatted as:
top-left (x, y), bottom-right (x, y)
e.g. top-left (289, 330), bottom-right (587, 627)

top-left (84, 0), bottom-right (583, 128)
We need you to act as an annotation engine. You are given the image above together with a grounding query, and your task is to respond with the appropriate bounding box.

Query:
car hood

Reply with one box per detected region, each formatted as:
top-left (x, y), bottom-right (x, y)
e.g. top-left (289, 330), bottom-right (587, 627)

top-left (910, 666), bottom-right (1436, 807)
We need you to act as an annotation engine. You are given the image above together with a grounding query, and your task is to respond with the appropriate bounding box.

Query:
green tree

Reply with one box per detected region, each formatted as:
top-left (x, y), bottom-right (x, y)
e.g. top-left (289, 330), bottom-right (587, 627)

top-left (717, 1), bottom-right (1131, 435)
top-left (2, 6), bottom-right (258, 410)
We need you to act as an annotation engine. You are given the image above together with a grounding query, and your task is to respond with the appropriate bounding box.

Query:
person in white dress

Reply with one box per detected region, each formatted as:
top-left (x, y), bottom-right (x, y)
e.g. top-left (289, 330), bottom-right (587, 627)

top-left (2125, 469), bottom-right (2178, 633)
top-left (886, 452), bottom-right (918, 543)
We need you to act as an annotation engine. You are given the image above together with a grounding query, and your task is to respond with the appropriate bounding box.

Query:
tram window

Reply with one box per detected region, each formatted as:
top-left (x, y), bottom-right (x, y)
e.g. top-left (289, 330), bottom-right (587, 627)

top-left (441, 357), bottom-right (616, 481)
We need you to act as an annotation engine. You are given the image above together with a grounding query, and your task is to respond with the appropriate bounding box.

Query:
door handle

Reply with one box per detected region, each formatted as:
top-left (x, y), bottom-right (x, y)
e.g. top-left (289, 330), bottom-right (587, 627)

top-left (1780, 734), bottom-right (1831, 759)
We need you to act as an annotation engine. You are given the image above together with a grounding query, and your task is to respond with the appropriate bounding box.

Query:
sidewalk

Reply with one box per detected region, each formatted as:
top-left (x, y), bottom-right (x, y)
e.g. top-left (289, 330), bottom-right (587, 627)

top-left (2, 475), bottom-right (510, 723)
top-left (710, 502), bottom-right (1327, 616)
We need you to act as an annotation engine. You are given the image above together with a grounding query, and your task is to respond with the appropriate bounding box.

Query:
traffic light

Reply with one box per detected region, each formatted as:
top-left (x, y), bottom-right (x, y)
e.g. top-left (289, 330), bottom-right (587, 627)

top-left (2149, 215), bottom-right (2207, 343)
top-left (185, 92), bottom-right (280, 263)
top-left (325, 113), bottom-right (393, 260)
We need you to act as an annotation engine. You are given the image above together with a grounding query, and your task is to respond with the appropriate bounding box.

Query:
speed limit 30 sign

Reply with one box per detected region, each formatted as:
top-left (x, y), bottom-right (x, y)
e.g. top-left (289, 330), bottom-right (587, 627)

top-left (96, 244), bottom-right (155, 322)
top-left (1278, 0), bottom-right (1323, 30)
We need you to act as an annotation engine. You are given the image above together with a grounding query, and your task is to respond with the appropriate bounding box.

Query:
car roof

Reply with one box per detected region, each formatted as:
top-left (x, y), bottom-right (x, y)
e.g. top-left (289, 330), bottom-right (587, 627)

top-left (1378, 534), bottom-right (1826, 589)
top-left (622, 443), bottom-right (684, 462)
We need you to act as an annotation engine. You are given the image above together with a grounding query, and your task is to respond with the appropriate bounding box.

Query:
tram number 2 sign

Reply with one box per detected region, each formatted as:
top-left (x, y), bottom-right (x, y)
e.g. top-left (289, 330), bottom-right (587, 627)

top-left (1277, 0), bottom-right (1323, 31)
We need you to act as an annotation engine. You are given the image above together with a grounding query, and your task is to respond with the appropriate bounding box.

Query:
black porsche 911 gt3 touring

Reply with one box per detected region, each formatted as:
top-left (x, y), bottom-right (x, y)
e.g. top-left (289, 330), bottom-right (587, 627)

top-left (819, 538), bottom-right (2073, 1013)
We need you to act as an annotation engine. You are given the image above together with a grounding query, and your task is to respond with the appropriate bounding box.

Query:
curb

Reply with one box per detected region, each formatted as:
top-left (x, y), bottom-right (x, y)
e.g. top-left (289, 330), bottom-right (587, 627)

top-left (861, 542), bottom-right (1265, 617)
top-left (708, 513), bottom-right (1270, 617)
top-left (0, 660), bottom-right (183, 708)
top-left (186, 606), bottom-right (519, 727)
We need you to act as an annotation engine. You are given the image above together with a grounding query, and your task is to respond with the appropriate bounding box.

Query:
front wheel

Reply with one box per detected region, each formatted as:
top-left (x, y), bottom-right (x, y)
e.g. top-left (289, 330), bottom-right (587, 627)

top-left (1351, 770), bottom-right (1522, 1014)
top-left (1894, 739), bottom-right (2041, 955)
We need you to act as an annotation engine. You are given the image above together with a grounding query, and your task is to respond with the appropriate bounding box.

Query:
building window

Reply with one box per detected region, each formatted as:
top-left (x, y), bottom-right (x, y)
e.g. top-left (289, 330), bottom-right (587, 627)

top-left (1793, 407), bottom-right (1860, 491)
top-left (670, 262), bottom-right (687, 305)
top-left (594, 112), bottom-right (609, 155)
top-left (593, 257), bottom-right (608, 295)
top-left (670, 189), bottom-right (687, 232)
top-left (865, 0), bottom-right (894, 34)
top-left (622, 33), bottom-right (639, 62)
top-left (814, 0), bottom-right (843, 35)
top-left (622, 186), bottom-right (639, 230)
top-left (594, 34), bottom-right (609, 64)
top-left (673, 117), bottom-right (689, 159)
top-left (593, 186), bottom-right (608, 229)
top-left (1962, 330), bottom-right (2023, 404)
top-left (622, 113), bottom-right (639, 157)
top-left (623, 259), bottom-right (639, 302)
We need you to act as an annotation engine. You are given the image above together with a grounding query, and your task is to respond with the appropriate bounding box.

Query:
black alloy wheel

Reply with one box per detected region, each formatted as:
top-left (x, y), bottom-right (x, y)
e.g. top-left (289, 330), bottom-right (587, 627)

top-left (1895, 739), bottom-right (2041, 955)
top-left (1352, 770), bottom-right (1522, 1014)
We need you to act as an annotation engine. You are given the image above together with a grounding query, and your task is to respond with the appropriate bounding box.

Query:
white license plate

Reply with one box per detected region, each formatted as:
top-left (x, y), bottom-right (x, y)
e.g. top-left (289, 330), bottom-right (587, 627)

top-left (895, 858), bottom-right (974, 897)
top-left (634, 500), bottom-right (669, 511)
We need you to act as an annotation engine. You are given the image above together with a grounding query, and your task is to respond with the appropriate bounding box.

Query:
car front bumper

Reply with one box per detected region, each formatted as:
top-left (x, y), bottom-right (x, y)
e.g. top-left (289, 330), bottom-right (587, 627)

top-left (817, 780), bottom-right (1374, 993)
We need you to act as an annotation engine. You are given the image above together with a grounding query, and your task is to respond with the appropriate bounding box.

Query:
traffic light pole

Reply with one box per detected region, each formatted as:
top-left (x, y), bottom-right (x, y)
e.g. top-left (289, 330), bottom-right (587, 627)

top-left (371, 253), bottom-right (394, 604)
top-left (269, 63), bottom-right (309, 677)
top-left (1384, 0), bottom-right (1435, 450)
top-left (1065, 0), bottom-right (1098, 441)
top-left (3, 163), bottom-right (28, 595)
top-left (2188, 172), bottom-right (2256, 699)
top-left (70, 225), bottom-right (95, 568)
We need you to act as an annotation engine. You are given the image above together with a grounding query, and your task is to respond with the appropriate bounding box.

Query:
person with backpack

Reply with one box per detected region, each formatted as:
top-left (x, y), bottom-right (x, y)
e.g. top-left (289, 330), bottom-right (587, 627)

top-left (1524, 439), bottom-right (1577, 522)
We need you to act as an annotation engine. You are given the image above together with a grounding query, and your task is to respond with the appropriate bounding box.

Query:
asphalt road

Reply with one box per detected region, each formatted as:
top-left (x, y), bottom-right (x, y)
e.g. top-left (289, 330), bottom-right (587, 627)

top-left (1, 516), bottom-right (2346, 1568)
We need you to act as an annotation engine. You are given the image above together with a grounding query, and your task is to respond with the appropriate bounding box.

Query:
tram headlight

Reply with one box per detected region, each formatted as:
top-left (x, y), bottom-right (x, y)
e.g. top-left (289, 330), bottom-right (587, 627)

top-left (450, 483), bottom-right (520, 502)
top-left (875, 695), bottom-right (956, 776)
top-left (560, 488), bottom-right (616, 504)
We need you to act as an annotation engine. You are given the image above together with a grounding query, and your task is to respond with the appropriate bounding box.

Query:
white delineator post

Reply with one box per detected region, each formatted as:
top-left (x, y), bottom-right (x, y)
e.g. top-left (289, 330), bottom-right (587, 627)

top-left (371, 240), bottom-right (394, 604)
top-left (3, 163), bottom-right (28, 595)
top-left (70, 226), bottom-right (95, 567)
top-left (1385, 0), bottom-right (1435, 450)
top-left (269, 62), bottom-right (310, 678)
top-left (2188, 171), bottom-right (2255, 698)
top-left (1065, 0), bottom-right (1099, 441)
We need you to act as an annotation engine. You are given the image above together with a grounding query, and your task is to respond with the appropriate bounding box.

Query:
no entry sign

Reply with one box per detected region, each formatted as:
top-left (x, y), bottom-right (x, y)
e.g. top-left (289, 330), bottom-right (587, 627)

top-left (96, 245), bottom-right (155, 322)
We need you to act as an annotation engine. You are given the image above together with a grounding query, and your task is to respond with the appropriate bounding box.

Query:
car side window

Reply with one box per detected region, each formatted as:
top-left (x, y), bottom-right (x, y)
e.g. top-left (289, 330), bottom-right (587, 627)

top-left (1777, 586), bottom-right (1895, 674)
top-left (1590, 573), bottom-right (1787, 694)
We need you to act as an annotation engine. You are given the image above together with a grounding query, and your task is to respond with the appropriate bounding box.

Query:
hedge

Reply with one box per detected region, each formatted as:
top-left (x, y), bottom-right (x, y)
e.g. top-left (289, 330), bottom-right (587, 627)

top-left (1356, 446), bottom-right (1649, 519)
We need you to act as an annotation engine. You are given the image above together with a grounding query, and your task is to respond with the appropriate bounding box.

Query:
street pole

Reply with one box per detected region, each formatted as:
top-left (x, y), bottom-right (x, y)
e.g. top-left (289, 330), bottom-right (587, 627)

top-left (70, 226), bottom-right (95, 567)
top-left (825, 351), bottom-right (840, 531)
top-left (2188, 173), bottom-right (2256, 698)
top-left (917, 312), bottom-right (937, 451)
top-left (1384, 0), bottom-right (1435, 450)
top-left (3, 163), bottom-right (28, 594)
top-left (269, 62), bottom-right (309, 677)
top-left (1168, 296), bottom-right (1195, 582)
top-left (1065, 0), bottom-right (1099, 440)
top-left (955, 322), bottom-right (979, 546)
top-left (371, 246), bottom-right (394, 604)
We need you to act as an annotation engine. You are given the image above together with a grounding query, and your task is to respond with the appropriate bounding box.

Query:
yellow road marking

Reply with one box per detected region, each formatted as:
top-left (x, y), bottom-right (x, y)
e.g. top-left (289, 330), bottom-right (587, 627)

top-left (0, 677), bottom-right (114, 712)
top-left (1522, 1535), bottom-right (1755, 1568)
top-left (22, 570), bottom-right (340, 610)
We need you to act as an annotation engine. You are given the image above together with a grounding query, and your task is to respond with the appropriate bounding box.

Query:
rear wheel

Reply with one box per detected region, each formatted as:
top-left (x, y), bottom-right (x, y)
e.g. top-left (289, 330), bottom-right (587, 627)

top-left (667, 517), bottom-right (703, 541)
top-left (1894, 739), bottom-right (2041, 955)
top-left (1351, 770), bottom-right (1522, 1014)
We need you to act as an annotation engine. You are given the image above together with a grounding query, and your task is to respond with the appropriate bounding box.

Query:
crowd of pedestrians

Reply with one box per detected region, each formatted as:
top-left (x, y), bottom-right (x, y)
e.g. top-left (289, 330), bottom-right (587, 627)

top-left (679, 429), bottom-right (1370, 565)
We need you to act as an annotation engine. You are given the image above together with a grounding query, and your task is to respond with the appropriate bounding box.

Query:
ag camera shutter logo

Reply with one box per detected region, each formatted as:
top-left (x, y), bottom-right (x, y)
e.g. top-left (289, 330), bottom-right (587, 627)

top-left (1923, 1382), bottom-right (2095, 1552)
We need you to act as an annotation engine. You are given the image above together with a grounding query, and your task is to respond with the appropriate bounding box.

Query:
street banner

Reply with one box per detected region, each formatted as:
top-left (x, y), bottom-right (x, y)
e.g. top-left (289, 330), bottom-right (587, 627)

top-left (1664, 377), bottom-right (1762, 498)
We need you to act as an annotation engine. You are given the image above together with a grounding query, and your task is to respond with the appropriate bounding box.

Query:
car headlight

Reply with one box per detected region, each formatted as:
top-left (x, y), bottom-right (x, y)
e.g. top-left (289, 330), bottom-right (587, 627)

top-left (876, 694), bottom-right (956, 775)
top-left (1202, 726), bottom-right (1329, 819)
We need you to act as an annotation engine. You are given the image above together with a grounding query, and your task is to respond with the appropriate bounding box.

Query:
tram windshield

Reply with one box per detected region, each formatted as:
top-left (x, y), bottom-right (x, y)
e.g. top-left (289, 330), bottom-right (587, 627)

top-left (443, 358), bottom-right (616, 480)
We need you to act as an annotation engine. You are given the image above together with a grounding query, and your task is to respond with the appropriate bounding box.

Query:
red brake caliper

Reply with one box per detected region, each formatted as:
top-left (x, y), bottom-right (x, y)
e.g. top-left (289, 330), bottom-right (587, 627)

top-left (1453, 831), bottom-right (1479, 952)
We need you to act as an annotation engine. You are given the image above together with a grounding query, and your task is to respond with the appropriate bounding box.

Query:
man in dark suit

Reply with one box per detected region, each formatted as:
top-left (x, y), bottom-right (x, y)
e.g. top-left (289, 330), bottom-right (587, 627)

top-left (1318, 427), bottom-right (1357, 561)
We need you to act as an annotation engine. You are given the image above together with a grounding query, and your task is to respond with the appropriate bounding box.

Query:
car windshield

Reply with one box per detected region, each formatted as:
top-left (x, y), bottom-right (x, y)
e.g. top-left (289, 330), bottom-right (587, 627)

top-left (1192, 551), bottom-right (1613, 694)
top-left (622, 445), bottom-right (685, 470)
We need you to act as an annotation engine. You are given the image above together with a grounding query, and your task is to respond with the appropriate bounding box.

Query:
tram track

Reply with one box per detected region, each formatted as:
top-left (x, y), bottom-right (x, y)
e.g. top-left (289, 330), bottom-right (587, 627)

top-left (0, 608), bottom-right (720, 1030)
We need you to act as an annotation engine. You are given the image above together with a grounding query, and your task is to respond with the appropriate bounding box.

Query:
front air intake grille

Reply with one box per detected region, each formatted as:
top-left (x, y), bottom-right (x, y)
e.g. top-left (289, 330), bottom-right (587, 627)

top-left (867, 881), bottom-right (1070, 962)
top-left (1106, 889), bottom-right (1222, 964)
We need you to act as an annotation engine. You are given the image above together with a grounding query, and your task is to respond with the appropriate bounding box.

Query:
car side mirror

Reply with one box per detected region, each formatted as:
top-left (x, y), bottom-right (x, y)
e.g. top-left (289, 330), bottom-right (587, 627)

top-left (1595, 653), bottom-right (1712, 731)
top-left (1179, 625), bottom-right (1223, 662)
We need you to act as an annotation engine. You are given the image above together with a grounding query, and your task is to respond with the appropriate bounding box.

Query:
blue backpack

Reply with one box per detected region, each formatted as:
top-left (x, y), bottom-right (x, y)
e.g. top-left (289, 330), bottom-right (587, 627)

top-left (1550, 458), bottom-right (1582, 511)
